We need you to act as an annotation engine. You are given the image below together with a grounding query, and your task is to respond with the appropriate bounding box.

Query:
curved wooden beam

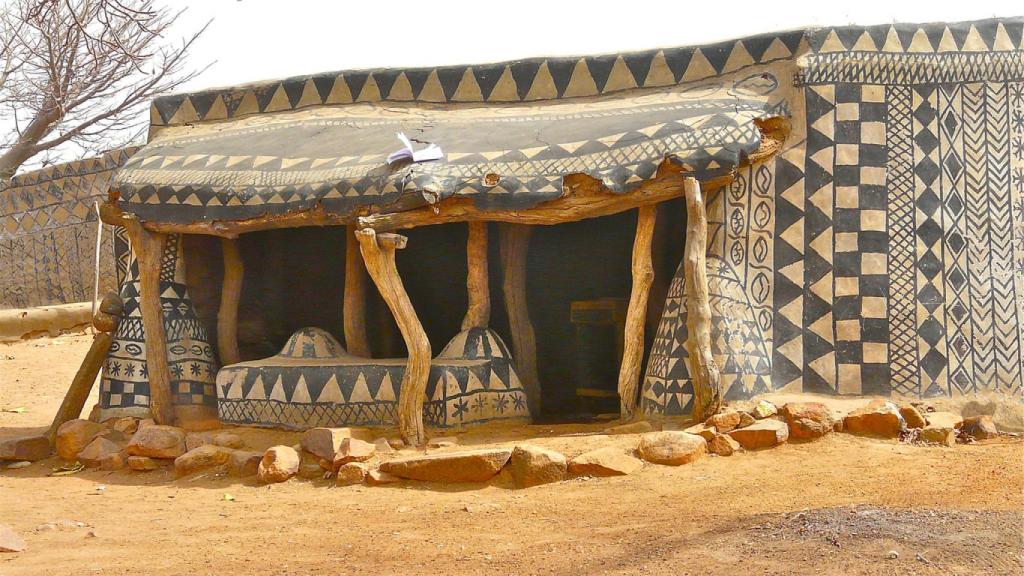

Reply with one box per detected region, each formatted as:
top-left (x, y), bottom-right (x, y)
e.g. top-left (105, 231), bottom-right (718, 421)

top-left (617, 204), bottom-right (657, 421)
top-left (499, 223), bottom-right (541, 416)
top-left (462, 221), bottom-right (490, 330)
top-left (344, 225), bottom-right (371, 357)
top-left (217, 238), bottom-right (243, 366)
top-left (355, 228), bottom-right (431, 446)
top-left (683, 177), bottom-right (721, 422)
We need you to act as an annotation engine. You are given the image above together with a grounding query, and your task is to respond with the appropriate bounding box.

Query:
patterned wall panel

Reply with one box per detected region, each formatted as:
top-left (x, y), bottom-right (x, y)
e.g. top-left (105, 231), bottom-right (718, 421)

top-left (644, 18), bottom-right (1024, 413)
top-left (0, 148), bottom-right (138, 309)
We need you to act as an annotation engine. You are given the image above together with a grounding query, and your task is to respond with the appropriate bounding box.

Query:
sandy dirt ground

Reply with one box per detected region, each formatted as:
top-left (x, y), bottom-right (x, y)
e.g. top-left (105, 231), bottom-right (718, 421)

top-left (1, 333), bottom-right (1022, 575)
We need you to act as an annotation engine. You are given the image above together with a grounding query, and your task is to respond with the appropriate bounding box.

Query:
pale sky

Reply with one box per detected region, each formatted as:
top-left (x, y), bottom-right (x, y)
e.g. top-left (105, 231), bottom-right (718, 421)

top-left (6, 0), bottom-right (1022, 170)
top-left (173, 0), bottom-right (1018, 92)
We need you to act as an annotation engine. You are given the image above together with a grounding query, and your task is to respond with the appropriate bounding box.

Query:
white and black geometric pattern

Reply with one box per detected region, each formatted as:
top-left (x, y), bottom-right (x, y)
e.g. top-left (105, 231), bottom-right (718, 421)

top-left (216, 327), bottom-right (529, 429)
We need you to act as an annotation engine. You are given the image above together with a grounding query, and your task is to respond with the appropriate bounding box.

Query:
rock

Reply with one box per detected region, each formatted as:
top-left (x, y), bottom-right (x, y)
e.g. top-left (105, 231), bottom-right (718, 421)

top-left (126, 425), bottom-right (187, 459)
top-left (833, 419), bottom-right (845, 433)
top-left (637, 432), bottom-right (707, 466)
top-left (886, 550), bottom-right (899, 560)
top-left (365, 468), bottom-right (401, 485)
top-left (373, 437), bottom-right (395, 455)
top-left (55, 419), bottom-right (104, 461)
top-left (3, 461), bottom-right (30, 469)
top-left (174, 444), bottom-right (232, 477)
top-left (300, 427), bottom-right (353, 461)
top-left (729, 419), bottom-right (789, 449)
top-left (898, 405), bottom-right (927, 429)
top-left (925, 411), bottom-right (963, 430)
top-left (568, 447), bottom-right (644, 477)
top-left (708, 433), bottom-right (741, 456)
top-left (781, 402), bottom-right (833, 440)
top-left (228, 451), bottom-right (261, 477)
top-left (184, 432), bottom-right (213, 452)
top-left (332, 438), bottom-right (376, 469)
top-left (99, 451), bottom-right (126, 471)
top-left (683, 424), bottom-right (716, 442)
top-left (918, 427), bottom-right (956, 447)
top-left (76, 437), bottom-right (124, 468)
top-left (843, 399), bottom-right (904, 437)
top-left (380, 448), bottom-right (512, 483)
top-left (386, 437), bottom-right (406, 450)
top-left (959, 415), bottom-right (998, 440)
top-left (704, 410), bottom-right (742, 433)
top-left (753, 400), bottom-right (778, 419)
top-left (212, 432), bottom-right (244, 449)
top-left (738, 412), bottom-right (756, 428)
top-left (603, 421), bottom-right (656, 435)
top-left (0, 524), bottom-right (26, 553)
top-left (336, 462), bottom-right (370, 486)
top-left (257, 445), bottom-right (300, 483)
top-left (107, 417), bottom-right (139, 435)
top-left (126, 455), bottom-right (160, 471)
top-left (0, 435), bottom-right (49, 462)
top-left (510, 445), bottom-right (567, 488)
top-left (426, 437), bottom-right (459, 449)
top-left (137, 418), bottom-right (156, 430)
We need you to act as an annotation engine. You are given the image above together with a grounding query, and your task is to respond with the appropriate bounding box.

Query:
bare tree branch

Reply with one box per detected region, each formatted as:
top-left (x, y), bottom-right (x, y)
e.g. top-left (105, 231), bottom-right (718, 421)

top-left (0, 0), bottom-right (210, 180)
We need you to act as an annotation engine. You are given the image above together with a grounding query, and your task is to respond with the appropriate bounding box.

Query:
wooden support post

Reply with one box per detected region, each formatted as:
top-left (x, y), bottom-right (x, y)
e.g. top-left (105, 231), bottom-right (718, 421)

top-left (499, 223), bottom-right (541, 416)
top-left (344, 225), bottom-right (371, 357)
top-left (683, 177), bottom-right (722, 422)
top-left (46, 294), bottom-right (123, 445)
top-left (617, 204), bottom-right (657, 421)
top-left (123, 219), bottom-right (175, 425)
top-left (355, 228), bottom-right (431, 446)
top-left (217, 238), bottom-right (243, 366)
top-left (462, 221), bottom-right (491, 330)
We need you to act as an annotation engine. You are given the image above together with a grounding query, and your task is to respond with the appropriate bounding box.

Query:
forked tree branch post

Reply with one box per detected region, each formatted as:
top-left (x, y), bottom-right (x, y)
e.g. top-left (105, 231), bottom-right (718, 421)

top-left (121, 216), bottom-right (175, 425)
top-left (462, 221), bottom-right (490, 330)
top-left (46, 293), bottom-right (123, 445)
top-left (617, 204), bottom-right (657, 421)
top-left (683, 177), bottom-right (721, 422)
top-left (217, 238), bottom-right (243, 366)
top-left (343, 225), bottom-right (371, 357)
top-left (355, 228), bottom-right (431, 446)
top-left (499, 223), bottom-right (541, 416)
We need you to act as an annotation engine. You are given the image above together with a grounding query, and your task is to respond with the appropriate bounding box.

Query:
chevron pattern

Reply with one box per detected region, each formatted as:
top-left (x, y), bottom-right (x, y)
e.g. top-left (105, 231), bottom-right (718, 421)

top-left (982, 82), bottom-right (1023, 396)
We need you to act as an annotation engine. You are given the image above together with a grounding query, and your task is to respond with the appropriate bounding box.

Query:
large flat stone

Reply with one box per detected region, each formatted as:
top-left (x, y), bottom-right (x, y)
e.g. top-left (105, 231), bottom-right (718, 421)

top-left (729, 419), bottom-right (789, 449)
top-left (844, 399), bottom-right (904, 438)
top-left (0, 435), bottom-right (49, 462)
top-left (637, 432), bottom-right (707, 466)
top-left (379, 448), bottom-right (512, 483)
top-left (568, 447), bottom-right (643, 477)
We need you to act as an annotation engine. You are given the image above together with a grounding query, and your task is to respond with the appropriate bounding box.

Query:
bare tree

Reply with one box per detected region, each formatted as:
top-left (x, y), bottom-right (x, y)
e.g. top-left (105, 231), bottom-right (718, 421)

top-left (0, 0), bottom-right (209, 180)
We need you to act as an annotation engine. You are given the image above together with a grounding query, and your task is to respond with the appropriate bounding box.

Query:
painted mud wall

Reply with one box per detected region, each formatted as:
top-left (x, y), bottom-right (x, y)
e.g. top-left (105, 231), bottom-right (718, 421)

top-left (0, 148), bottom-right (137, 309)
top-left (643, 18), bottom-right (1024, 416)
